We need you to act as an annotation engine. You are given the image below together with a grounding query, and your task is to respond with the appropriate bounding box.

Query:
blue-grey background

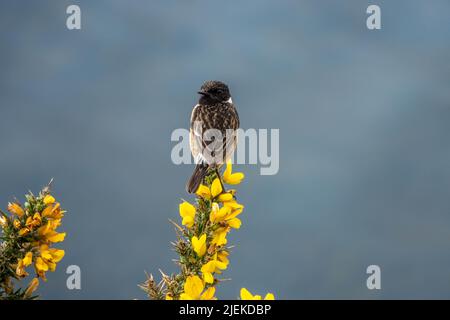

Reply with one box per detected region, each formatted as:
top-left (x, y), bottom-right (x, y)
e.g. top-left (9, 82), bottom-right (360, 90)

top-left (1, 0), bottom-right (449, 299)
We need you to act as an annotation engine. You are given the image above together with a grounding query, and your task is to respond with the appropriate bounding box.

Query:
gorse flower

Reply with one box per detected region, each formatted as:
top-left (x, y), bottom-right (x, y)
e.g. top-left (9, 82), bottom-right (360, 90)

top-left (191, 234), bottom-right (207, 257)
top-left (43, 195), bottom-right (55, 205)
top-left (24, 278), bottom-right (39, 298)
top-left (201, 255), bottom-right (227, 284)
top-left (0, 182), bottom-right (67, 299)
top-left (240, 288), bottom-right (275, 300)
top-left (22, 252), bottom-right (33, 267)
top-left (195, 178), bottom-right (223, 200)
top-left (209, 202), bottom-right (242, 229)
top-left (179, 201), bottom-right (196, 228)
top-left (0, 216), bottom-right (6, 228)
top-left (7, 203), bottom-right (25, 217)
top-left (179, 275), bottom-right (216, 300)
top-left (141, 161), bottom-right (275, 300)
top-left (223, 161), bottom-right (245, 185)
top-left (211, 227), bottom-right (229, 246)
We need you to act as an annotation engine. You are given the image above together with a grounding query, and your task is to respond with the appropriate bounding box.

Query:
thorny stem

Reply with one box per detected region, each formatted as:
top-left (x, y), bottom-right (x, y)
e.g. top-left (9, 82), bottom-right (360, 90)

top-left (141, 169), bottom-right (222, 300)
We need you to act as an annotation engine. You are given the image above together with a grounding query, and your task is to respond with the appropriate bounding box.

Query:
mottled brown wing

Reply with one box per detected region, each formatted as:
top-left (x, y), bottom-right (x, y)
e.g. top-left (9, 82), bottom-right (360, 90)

top-left (189, 104), bottom-right (203, 163)
top-left (189, 103), bottom-right (239, 166)
top-left (222, 105), bottom-right (239, 163)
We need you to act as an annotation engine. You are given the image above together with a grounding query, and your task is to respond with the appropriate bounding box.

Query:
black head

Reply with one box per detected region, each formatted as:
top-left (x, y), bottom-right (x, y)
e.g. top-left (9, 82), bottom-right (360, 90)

top-left (198, 80), bottom-right (231, 103)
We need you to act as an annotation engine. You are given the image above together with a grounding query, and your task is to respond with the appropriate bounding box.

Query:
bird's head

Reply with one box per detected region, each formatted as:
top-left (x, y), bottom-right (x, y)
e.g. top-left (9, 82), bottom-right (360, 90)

top-left (198, 80), bottom-right (232, 103)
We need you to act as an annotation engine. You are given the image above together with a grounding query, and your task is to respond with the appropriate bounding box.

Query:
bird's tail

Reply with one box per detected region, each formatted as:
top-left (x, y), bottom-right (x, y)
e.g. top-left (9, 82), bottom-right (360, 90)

top-left (186, 163), bottom-right (209, 193)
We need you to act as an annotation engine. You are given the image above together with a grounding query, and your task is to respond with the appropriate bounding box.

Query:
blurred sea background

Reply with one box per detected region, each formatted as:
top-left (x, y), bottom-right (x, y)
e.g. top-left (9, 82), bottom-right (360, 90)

top-left (1, 0), bottom-right (450, 299)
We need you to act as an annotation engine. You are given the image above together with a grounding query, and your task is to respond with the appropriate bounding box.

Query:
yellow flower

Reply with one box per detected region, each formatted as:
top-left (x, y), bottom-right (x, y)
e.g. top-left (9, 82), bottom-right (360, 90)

top-left (19, 228), bottom-right (30, 236)
top-left (212, 251), bottom-right (229, 275)
top-left (40, 246), bottom-right (53, 261)
top-left (35, 257), bottom-right (49, 272)
top-left (13, 219), bottom-right (20, 229)
top-left (201, 256), bottom-right (228, 283)
top-left (38, 221), bottom-right (52, 235)
top-left (217, 192), bottom-right (233, 202)
top-left (49, 248), bottom-right (65, 263)
top-left (0, 215), bottom-right (7, 227)
top-left (22, 252), bottom-right (33, 267)
top-left (26, 212), bottom-right (42, 228)
top-left (7, 202), bottom-right (25, 217)
top-left (224, 201), bottom-right (244, 229)
top-left (38, 221), bottom-right (66, 243)
top-left (179, 201), bottom-right (196, 228)
top-left (223, 161), bottom-right (244, 185)
top-left (209, 203), bottom-right (229, 223)
top-left (210, 178), bottom-right (223, 198)
top-left (34, 245), bottom-right (63, 274)
top-left (195, 178), bottom-right (223, 200)
top-left (201, 287), bottom-right (216, 300)
top-left (241, 288), bottom-right (261, 300)
top-left (217, 250), bottom-right (229, 266)
top-left (43, 195), bottom-right (55, 205)
top-left (165, 294), bottom-right (173, 300)
top-left (223, 200), bottom-right (244, 215)
top-left (13, 219), bottom-right (21, 229)
top-left (46, 231), bottom-right (66, 243)
top-left (42, 202), bottom-right (64, 219)
top-left (264, 293), bottom-right (275, 300)
top-left (179, 275), bottom-right (216, 300)
top-left (50, 219), bottom-right (62, 229)
top-left (47, 260), bottom-right (57, 272)
top-left (209, 202), bottom-right (242, 229)
top-left (240, 288), bottom-right (275, 300)
top-left (15, 259), bottom-right (29, 277)
top-left (191, 234), bottom-right (207, 257)
top-left (227, 217), bottom-right (241, 229)
top-left (24, 278), bottom-right (39, 298)
top-left (195, 184), bottom-right (211, 199)
top-left (211, 227), bottom-right (228, 246)
top-left (201, 261), bottom-right (216, 284)
top-left (40, 244), bottom-right (65, 263)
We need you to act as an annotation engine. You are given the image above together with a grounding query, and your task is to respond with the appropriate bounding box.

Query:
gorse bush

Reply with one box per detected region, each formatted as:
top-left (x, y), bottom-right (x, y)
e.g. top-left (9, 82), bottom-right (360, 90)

top-left (0, 182), bottom-right (66, 300)
top-left (0, 168), bottom-right (273, 300)
top-left (140, 162), bottom-right (274, 300)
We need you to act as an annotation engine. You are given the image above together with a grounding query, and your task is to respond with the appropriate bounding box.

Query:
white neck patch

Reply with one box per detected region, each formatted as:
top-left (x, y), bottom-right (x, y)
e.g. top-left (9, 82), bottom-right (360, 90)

top-left (226, 97), bottom-right (233, 104)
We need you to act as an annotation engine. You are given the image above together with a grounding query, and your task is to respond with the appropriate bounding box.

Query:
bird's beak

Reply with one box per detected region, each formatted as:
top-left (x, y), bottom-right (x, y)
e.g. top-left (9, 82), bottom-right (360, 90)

top-left (198, 90), bottom-right (209, 96)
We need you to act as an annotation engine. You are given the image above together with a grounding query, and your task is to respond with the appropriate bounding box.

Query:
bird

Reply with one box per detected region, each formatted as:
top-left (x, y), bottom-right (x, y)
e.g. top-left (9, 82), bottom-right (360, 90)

top-left (186, 80), bottom-right (240, 193)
